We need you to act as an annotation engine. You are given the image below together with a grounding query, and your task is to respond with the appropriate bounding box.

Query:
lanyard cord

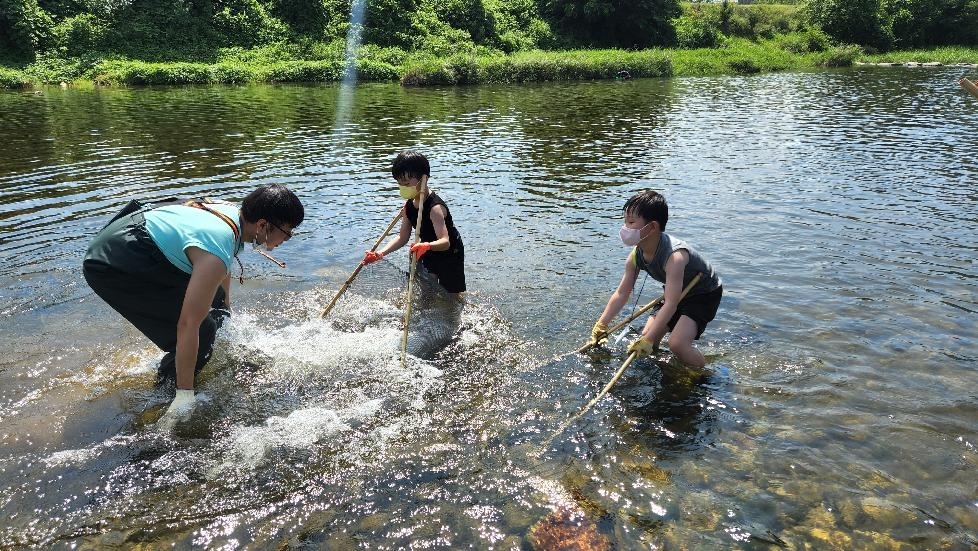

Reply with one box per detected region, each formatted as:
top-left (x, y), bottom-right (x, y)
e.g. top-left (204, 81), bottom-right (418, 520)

top-left (625, 270), bottom-right (649, 321)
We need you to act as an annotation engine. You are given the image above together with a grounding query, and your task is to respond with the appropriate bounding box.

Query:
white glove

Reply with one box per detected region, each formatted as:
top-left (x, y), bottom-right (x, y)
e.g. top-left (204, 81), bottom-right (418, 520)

top-left (159, 389), bottom-right (195, 431)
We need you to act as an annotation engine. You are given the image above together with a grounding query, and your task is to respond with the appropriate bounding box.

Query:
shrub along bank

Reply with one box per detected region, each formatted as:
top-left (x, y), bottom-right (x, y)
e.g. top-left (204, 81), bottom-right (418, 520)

top-left (0, 1), bottom-right (964, 89)
top-left (1, 33), bottom-right (862, 89)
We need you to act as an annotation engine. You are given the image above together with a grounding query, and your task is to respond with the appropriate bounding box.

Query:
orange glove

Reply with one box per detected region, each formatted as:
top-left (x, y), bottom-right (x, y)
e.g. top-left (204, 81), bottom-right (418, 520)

top-left (410, 242), bottom-right (431, 260)
top-left (363, 250), bottom-right (384, 265)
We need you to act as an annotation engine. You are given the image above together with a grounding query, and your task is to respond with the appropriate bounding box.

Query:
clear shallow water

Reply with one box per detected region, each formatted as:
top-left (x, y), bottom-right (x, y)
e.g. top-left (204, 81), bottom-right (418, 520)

top-left (0, 68), bottom-right (976, 549)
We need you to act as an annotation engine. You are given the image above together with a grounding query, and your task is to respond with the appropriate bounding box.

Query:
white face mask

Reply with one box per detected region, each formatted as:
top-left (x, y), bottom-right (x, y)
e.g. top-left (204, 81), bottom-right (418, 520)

top-left (619, 222), bottom-right (651, 246)
top-left (252, 228), bottom-right (269, 253)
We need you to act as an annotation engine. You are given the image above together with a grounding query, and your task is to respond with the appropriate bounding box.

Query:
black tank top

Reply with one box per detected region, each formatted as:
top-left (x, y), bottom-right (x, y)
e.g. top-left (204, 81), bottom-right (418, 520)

top-left (404, 192), bottom-right (463, 256)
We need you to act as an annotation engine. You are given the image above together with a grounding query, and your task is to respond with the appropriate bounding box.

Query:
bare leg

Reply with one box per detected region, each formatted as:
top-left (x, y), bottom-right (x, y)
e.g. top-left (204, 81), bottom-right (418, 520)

top-left (667, 315), bottom-right (705, 368)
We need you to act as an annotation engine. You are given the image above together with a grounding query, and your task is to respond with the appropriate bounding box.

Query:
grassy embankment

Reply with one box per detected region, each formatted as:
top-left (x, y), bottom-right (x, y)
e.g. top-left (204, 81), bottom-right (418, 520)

top-left (3, 0), bottom-right (977, 92)
top-left (0, 37), bottom-right (866, 90)
top-left (859, 46), bottom-right (978, 66)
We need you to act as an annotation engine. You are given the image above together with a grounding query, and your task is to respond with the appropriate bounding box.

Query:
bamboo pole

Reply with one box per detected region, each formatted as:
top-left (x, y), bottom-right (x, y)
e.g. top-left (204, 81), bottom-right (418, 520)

top-left (401, 176), bottom-right (428, 368)
top-left (537, 273), bottom-right (706, 455)
top-left (576, 273), bottom-right (702, 355)
top-left (320, 211), bottom-right (403, 319)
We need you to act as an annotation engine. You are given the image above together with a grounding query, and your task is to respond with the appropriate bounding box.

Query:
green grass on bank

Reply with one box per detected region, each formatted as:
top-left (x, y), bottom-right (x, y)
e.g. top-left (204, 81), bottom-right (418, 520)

top-left (860, 46), bottom-right (978, 65)
top-left (0, 37), bottom-right (916, 90)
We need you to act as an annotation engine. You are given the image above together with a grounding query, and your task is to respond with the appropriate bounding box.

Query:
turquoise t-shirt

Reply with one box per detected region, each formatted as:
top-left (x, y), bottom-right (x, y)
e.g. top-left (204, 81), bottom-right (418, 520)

top-left (143, 202), bottom-right (242, 274)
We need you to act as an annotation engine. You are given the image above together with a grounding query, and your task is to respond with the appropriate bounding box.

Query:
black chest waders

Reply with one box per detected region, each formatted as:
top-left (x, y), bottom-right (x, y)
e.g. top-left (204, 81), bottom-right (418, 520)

top-left (82, 198), bottom-right (238, 382)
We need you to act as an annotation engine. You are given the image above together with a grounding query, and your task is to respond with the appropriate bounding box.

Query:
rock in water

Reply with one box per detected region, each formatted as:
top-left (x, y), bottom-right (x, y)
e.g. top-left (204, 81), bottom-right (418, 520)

top-left (529, 507), bottom-right (610, 551)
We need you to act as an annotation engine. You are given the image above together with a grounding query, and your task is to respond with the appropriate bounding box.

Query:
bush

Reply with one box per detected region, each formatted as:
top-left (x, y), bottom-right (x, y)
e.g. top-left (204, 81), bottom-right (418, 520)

top-left (0, 66), bottom-right (31, 88)
top-left (728, 57), bottom-right (761, 74)
top-left (673, 14), bottom-right (723, 48)
top-left (806, 0), bottom-right (892, 50)
top-left (210, 62), bottom-right (257, 83)
top-left (212, 0), bottom-right (290, 47)
top-left (679, 2), bottom-right (805, 41)
top-left (354, 57), bottom-right (400, 81)
top-left (776, 28), bottom-right (831, 53)
top-left (402, 49), bottom-right (671, 85)
top-left (90, 60), bottom-right (214, 85)
top-left (816, 43), bottom-right (862, 67)
top-left (262, 59), bottom-right (342, 82)
top-left (23, 53), bottom-right (100, 82)
top-left (50, 13), bottom-right (107, 56)
top-left (216, 41), bottom-right (303, 64)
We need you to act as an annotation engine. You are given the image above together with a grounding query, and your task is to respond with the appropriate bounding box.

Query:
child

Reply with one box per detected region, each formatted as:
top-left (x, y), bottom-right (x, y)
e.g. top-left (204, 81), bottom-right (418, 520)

top-left (362, 150), bottom-right (466, 298)
top-left (591, 190), bottom-right (722, 367)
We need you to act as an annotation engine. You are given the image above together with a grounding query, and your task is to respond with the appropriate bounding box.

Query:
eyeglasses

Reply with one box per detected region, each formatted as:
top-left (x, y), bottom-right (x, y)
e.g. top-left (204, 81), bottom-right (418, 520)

top-left (270, 221), bottom-right (293, 241)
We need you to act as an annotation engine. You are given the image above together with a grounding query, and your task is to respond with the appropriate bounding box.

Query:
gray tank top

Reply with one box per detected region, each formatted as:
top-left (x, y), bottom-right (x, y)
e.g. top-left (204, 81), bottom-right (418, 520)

top-left (633, 233), bottom-right (721, 295)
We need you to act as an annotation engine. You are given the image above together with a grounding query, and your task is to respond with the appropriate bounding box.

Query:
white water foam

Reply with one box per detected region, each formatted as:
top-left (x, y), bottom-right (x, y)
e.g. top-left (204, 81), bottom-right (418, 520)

top-left (207, 292), bottom-right (448, 472)
top-left (224, 400), bottom-right (382, 466)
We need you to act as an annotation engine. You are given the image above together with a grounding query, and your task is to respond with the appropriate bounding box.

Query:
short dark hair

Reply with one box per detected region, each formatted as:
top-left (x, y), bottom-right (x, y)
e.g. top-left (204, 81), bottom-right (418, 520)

top-left (241, 184), bottom-right (304, 228)
top-left (392, 150), bottom-right (430, 179)
top-left (623, 190), bottom-right (668, 230)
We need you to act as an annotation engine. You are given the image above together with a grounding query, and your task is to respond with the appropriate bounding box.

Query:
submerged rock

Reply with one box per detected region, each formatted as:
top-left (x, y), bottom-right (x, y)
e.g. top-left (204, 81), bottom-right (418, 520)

top-left (529, 507), bottom-right (610, 551)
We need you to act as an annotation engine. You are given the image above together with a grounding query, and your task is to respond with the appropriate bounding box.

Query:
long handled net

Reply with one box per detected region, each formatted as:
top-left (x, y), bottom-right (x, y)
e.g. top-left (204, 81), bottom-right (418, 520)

top-left (323, 258), bottom-right (462, 362)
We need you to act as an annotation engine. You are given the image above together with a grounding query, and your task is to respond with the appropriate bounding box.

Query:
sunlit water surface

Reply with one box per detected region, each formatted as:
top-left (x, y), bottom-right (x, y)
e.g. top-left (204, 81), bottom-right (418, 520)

top-left (1, 67), bottom-right (976, 549)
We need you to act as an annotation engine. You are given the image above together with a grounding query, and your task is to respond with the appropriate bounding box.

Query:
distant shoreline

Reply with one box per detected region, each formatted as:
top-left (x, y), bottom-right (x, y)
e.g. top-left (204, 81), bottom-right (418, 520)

top-left (6, 45), bottom-right (978, 90)
top-left (856, 61), bottom-right (978, 68)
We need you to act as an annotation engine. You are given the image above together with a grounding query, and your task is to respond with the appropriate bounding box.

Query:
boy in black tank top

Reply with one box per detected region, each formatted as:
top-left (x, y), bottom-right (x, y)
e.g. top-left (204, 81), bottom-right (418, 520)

top-left (362, 150), bottom-right (466, 298)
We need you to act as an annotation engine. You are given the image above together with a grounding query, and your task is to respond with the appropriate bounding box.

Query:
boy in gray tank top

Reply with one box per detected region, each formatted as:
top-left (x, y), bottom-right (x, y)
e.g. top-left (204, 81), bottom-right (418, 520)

top-left (590, 190), bottom-right (722, 368)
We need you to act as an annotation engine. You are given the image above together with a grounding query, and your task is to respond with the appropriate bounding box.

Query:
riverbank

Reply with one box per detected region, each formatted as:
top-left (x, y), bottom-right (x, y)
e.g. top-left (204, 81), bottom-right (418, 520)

top-left (5, 41), bottom-right (978, 90)
top-left (1, 36), bottom-right (864, 90)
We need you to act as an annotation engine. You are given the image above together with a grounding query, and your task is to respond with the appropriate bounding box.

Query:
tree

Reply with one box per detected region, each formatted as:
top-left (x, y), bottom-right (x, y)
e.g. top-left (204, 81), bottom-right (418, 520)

top-left (538, 0), bottom-right (680, 48)
top-left (0, 0), bottom-right (53, 60)
top-left (884, 0), bottom-right (978, 47)
top-left (806, 0), bottom-right (892, 49)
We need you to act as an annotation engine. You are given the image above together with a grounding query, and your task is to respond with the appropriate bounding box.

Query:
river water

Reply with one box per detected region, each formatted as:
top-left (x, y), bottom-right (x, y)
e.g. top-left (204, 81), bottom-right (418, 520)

top-left (1, 67), bottom-right (976, 549)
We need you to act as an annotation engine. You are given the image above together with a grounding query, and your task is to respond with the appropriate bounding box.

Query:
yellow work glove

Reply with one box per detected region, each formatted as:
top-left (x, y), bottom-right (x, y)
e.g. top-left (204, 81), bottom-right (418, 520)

top-left (627, 337), bottom-right (657, 359)
top-left (590, 321), bottom-right (609, 346)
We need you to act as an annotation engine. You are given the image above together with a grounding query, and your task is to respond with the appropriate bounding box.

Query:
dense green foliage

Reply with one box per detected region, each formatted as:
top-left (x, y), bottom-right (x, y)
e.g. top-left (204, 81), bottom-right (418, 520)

top-left (538, 0), bottom-right (680, 48)
top-left (806, 0), bottom-right (978, 50)
top-left (0, 0), bottom-right (974, 88)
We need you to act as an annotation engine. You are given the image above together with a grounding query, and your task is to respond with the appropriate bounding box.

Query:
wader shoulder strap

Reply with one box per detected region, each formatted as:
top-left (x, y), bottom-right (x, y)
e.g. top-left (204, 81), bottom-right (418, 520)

top-left (183, 198), bottom-right (240, 242)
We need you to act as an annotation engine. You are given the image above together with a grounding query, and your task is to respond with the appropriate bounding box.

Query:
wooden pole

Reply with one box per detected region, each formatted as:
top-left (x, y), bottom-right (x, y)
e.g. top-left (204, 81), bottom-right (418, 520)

top-left (401, 176), bottom-right (428, 368)
top-left (537, 273), bottom-right (707, 455)
top-left (320, 211), bottom-right (403, 319)
top-left (960, 77), bottom-right (978, 100)
top-left (576, 273), bottom-right (702, 355)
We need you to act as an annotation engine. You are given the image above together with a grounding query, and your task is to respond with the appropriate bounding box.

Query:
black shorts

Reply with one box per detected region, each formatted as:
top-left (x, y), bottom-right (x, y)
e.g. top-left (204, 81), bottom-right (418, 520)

top-left (421, 247), bottom-right (466, 294)
top-left (666, 286), bottom-right (722, 339)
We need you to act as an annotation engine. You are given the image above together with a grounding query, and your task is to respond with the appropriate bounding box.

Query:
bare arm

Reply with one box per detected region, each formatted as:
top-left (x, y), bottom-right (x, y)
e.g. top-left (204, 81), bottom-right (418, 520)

top-left (376, 207), bottom-right (412, 255)
top-left (424, 205), bottom-right (451, 251)
top-left (641, 249), bottom-right (689, 345)
top-left (597, 251), bottom-right (639, 325)
top-left (175, 248), bottom-right (229, 390)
